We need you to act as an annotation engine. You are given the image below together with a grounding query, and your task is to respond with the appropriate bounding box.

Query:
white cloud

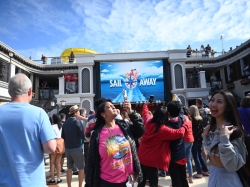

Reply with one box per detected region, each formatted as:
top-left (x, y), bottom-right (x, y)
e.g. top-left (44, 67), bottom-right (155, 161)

top-left (101, 69), bottom-right (109, 73)
top-left (1, 0), bottom-right (250, 58)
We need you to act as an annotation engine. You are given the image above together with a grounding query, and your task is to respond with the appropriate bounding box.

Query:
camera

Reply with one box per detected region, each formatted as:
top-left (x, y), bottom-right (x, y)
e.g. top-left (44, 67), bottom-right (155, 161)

top-left (148, 95), bottom-right (154, 103)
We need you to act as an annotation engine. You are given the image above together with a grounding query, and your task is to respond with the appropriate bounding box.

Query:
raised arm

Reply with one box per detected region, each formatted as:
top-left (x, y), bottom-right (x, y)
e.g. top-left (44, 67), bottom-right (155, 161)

top-left (156, 122), bottom-right (188, 141)
top-left (142, 102), bottom-right (152, 125)
top-left (219, 135), bottom-right (246, 171)
top-left (123, 100), bottom-right (145, 138)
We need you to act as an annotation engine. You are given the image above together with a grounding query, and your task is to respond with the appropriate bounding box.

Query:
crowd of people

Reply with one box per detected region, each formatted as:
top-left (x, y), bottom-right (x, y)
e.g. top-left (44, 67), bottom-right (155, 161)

top-left (186, 44), bottom-right (237, 58)
top-left (1, 73), bottom-right (250, 187)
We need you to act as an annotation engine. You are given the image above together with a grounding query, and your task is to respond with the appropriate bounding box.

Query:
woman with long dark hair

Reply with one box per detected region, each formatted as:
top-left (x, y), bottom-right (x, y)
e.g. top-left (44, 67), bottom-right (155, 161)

top-left (203, 90), bottom-right (247, 187)
top-left (137, 102), bottom-right (189, 187)
top-left (47, 114), bottom-right (63, 184)
top-left (85, 100), bottom-right (144, 187)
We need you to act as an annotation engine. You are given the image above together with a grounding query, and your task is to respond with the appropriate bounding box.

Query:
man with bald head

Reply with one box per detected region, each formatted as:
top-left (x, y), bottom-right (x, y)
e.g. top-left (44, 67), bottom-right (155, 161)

top-left (0, 73), bottom-right (56, 187)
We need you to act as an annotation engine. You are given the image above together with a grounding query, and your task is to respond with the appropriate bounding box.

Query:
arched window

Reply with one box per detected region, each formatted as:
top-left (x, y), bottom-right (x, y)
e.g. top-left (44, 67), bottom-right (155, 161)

top-left (82, 68), bottom-right (90, 93)
top-left (82, 100), bottom-right (91, 114)
top-left (174, 64), bottom-right (184, 89)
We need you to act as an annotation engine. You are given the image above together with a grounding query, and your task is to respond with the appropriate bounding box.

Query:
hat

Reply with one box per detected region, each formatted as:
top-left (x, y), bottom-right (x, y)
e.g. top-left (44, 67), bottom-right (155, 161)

top-left (69, 105), bottom-right (79, 114)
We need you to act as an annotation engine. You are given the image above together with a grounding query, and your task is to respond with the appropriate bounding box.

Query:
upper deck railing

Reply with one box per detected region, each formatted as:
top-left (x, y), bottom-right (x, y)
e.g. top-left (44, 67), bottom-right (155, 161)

top-left (187, 51), bottom-right (224, 59)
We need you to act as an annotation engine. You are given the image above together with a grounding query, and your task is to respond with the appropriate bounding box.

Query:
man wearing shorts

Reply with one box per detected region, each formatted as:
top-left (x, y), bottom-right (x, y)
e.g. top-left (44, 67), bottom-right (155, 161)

top-left (62, 105), bottom-right (85, 187)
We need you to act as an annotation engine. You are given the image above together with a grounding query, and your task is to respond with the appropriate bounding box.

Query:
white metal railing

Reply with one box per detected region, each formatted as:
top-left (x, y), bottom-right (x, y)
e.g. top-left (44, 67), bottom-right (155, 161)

top-left (187, 51), bottom-right (224, 58)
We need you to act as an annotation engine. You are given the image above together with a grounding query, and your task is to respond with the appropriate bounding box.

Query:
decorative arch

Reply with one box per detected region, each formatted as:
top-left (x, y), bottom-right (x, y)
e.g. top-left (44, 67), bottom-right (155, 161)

top-left (82, 68), bottom-right (90, 93)
top-left (178, 94), bottom-right (186, 106)
top-left (174, 64), bottom-right (184, 89)
top-left (81, 99), bottom-right (91, 114)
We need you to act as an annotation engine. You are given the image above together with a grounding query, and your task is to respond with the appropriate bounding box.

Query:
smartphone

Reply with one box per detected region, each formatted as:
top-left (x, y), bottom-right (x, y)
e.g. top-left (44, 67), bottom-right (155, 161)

top-left (224, 122), bottom-right (236, 130)
top-left (149, 95), bottom-right (154, 103)
top-left (122, 89), bottom-right (127, 101)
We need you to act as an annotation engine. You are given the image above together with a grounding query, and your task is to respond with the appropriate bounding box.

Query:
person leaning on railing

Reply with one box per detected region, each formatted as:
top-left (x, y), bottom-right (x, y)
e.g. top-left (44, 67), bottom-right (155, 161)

top-left (186, 45), bottom-right (192, 58)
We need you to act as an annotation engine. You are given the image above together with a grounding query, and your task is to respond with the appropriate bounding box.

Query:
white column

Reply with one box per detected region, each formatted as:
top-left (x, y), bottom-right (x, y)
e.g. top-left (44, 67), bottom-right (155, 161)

top-left (89, 66), bottom-right (93, 93)
top-left (35, 76), bottom-right (39, 99)
top-left (10, 63), bottom-right (15, 78)
top-left (78, 68), bottom-right (82, 93)
top-left (58, 77), bottom-right (65, 95)
top-left (181, 64), bottom-right (187, 89)
top-left (30, 73), bottom-right (34, 84)
top-left (199, 71), bottom-right (206, 88)
top-left (170, 63), bottom-right (175, 90)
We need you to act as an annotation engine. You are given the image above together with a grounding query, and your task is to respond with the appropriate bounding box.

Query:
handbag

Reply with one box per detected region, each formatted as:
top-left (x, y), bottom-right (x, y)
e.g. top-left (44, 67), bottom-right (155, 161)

top-left (55, 138), bottom-right (65, 154)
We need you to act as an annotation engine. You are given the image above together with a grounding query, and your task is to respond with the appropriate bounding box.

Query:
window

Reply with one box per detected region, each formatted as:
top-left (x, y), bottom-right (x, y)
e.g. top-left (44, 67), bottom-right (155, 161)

top-left (82, 68), bottom-right (90, 93)
top-left (174, 64), bottom-right (184, 89)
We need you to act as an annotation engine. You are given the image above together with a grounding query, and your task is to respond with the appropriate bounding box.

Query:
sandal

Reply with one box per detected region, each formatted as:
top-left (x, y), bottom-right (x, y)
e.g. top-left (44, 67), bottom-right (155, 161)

top-left (193, 174), bottom-right (202, 179)
top-left (188, 177), bottom-right (194, 183)
top-left (47, 179), bottom-right (56, 184)
top-left (202, 172), bottom-right (209, 176)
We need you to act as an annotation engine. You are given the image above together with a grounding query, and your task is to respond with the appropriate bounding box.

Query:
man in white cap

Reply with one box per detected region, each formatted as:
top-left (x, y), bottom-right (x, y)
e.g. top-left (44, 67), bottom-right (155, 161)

top-left (62, 105), bottom-right (85, 187)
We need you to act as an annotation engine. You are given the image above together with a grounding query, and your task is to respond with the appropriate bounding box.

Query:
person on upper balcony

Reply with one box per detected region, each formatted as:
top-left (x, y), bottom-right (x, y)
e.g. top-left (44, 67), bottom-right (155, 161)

top-left (69, 52), bottom-right (75, 64)
top-left (186, 45), bottom-right (192, 58)
top-left (229, 69), bottom-right (235, 83)
top-left (64, 73), bottom-right (73, 94)
top-left (71, 74), bottom-right (78, 93)
top-left (41, 54), bottom-right (47, 64)
top-left (192, 67), bottom-right (199, 88)
top-left (211, 49), bottom-right (216, 57)
top-left (200, 45), bottom-right (206, 58)
top-left (205, 44), bottom-right (211, 58)
top-left (242, 63), bottom-right (250, 78)
top-left (210, 73), bottom-right (217, 87)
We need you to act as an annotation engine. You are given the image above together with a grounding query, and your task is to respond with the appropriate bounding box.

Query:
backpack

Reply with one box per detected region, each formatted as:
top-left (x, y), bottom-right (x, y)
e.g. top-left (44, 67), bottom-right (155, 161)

top-left (198, 107), bottom-right (208, 127)
top-left (237, 132), bottom-right (250, 187)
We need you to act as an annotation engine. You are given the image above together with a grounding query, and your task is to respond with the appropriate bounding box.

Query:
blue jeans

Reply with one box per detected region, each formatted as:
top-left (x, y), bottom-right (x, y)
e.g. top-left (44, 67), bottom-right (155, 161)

top-left (185, 142), bottom-right (193, 177)
top-left (191, 142), bottom-right (208, 174)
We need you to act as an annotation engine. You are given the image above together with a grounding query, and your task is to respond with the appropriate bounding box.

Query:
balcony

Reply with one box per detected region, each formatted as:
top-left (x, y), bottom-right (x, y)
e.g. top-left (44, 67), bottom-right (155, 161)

top-left (33, 57), bottom-right (77, 65)
top-left (187, 51), bottom-right (224, 59)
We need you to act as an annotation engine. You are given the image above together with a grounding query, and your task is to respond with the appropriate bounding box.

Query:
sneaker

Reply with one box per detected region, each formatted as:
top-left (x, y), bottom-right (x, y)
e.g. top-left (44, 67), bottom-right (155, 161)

top-left (159, 173), bottom-right (166, 177)
top-left (73, 171), bottom-right (79, 175)
top-left (57, 179), bottom-right (62, 184)
top-left (47, 179), bottom-right (56, 184)
top-left (61, 169), bottom-right (66, 173)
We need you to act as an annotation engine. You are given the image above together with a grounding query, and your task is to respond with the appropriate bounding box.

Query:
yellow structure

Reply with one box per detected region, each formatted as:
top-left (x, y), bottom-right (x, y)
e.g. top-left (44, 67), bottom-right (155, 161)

top-left (60, 48), bottom-right (98, 63)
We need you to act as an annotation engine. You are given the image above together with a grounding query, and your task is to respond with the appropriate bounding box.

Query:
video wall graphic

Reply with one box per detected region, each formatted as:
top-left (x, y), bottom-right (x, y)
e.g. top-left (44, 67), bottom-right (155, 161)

top-left (100, 60), bottom-right (164, 103)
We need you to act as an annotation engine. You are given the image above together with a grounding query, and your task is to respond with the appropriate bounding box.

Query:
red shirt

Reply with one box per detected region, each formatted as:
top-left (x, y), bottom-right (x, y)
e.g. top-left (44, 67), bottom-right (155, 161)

top-left (137, 104), bottom-right (188, 171)
top-left (64, 74), bottom-right (72, 82)
top-left (184, 116), bottom-right (194, 143)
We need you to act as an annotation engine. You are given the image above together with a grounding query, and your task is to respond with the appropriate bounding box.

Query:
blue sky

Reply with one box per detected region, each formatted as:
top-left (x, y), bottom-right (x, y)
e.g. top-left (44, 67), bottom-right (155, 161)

top-left (0, 0), bottom-right (250, 60)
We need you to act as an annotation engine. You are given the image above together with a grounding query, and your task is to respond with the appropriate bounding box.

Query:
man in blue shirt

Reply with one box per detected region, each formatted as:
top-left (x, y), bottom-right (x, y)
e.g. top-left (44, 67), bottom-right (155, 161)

top-left (0, 73), bottom-right (56, 187)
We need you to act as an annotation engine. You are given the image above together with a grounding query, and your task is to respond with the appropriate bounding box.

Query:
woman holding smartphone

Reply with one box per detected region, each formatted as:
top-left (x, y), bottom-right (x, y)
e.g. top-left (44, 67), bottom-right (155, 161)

top-left (203, 90), bottom-right (247, 187)
top-left (85, 100), bottom-right (144, 187)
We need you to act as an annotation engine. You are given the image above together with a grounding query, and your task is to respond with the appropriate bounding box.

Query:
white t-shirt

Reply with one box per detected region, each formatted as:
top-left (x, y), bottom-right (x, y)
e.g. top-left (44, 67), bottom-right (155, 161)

top-left (52, 124), bottom-right (62, 138)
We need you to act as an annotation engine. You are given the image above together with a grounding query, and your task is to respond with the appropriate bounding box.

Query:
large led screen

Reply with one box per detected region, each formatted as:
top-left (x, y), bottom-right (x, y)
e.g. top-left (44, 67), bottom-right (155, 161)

top-left (100, 60), bottom-right (164, 103)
